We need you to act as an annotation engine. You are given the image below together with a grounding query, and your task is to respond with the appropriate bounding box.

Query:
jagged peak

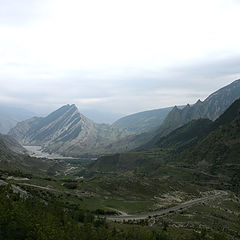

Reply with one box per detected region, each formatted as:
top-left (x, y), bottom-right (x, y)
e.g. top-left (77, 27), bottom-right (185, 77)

top-left (182, 104), bottom-right (190, 111)
top-left (70, 104), bottom-right (77, 108)
top-left (61, 103), bottom-right (77, 109)
top-left (56, 104), bottom-right (79, 114)
top-left (195, 99), bottom-right (203, 105)
top-left (68, 104), bottom-right (79, 113)
top-left (168, 105), bottom-right (180, 115)
top-left (54, 104), bottom-right (94, 124)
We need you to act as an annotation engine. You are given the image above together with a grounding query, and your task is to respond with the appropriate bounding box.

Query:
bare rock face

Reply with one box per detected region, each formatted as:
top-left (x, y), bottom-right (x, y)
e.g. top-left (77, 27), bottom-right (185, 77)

top-left (9, 104), bottom-right (129, 157)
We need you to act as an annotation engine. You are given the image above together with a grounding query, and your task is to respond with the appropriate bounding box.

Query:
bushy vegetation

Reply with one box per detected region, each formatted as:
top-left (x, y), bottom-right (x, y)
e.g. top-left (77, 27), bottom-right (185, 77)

top-left (0, 185), bottom-right (175, 240)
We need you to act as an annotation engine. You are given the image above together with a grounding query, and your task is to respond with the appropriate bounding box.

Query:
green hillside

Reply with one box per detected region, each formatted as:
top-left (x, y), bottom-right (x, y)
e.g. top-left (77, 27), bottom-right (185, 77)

top-left (155, 118), bottom-right (212, 152)
top-left (178, 114), bottom-right (240, 167)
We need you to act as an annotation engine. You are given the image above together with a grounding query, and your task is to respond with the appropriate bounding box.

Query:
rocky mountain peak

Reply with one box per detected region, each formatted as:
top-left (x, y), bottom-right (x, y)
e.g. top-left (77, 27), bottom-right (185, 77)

top-left (172, 106), bottom-right (179, 112)
top-left (195, 99), bottom-right (202, 105)
top-left (183, 104), bottom-right (191, 110)
top-left (9, 104), bottom-right (130, 157)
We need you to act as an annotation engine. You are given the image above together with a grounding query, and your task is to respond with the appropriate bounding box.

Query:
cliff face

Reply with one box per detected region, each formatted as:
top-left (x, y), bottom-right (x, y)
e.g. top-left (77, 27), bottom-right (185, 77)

top-left (9, 104), bottom-right (129, 157)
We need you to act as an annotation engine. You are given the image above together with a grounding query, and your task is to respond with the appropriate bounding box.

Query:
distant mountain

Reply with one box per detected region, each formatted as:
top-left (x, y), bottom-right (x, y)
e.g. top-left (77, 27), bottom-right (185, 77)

top-left (112, 107), bottom-right (175, 134)
top-left (140, 79), bottom-right (240, 149)
top-left (0, 105), bottom-right (36, 134)
top-left (9, 104), bottom-right (130, 157)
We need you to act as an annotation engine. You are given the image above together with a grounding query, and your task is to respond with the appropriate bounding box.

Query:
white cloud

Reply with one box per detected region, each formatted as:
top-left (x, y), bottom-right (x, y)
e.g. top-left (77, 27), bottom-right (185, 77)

top-left (0, 0), bottom-right (240, 118)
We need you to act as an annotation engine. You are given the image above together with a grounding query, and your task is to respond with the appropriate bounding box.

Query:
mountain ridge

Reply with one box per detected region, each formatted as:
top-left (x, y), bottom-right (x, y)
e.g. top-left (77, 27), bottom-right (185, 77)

top-left (139, 79), bottom-right (240, 149)
top-left (9, 104), bottom-right (130, 157)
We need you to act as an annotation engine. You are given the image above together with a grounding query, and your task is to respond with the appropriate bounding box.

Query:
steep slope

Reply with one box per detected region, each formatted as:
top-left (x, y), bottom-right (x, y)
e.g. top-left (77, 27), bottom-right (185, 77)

top-left (155, 118), bottom-right (212, 152)
top-left (0, 106), bottom-right (36, 134)
top-left (155, 98), bottom-right (240, 154)
top-left (141, 79), bottom-right (240, 149)
top-left (178, 98), bottom-right (240, 166)
top-left (9, 104), bottom-right (130, 157)
top-left (112, 107), bottom-right (174, 134)
top-left (0, 134), bottom-right (27, 154)
top-left (161, 79), bottom-right (240, 133)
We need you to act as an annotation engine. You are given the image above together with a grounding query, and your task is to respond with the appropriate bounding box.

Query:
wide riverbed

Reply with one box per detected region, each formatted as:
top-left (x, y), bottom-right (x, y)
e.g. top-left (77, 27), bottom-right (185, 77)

top-left (23, 145), bottom-right (75, 159)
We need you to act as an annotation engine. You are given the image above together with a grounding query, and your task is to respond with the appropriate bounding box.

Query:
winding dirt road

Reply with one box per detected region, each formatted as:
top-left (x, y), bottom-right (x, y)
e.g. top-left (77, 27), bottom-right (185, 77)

top-left (107, 191), bottom-right (228, 221)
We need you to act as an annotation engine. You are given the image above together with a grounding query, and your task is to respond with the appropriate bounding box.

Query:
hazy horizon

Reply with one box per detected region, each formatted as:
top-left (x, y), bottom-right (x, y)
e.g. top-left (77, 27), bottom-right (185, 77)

top-left (1, 0), bottom-right (240, 122)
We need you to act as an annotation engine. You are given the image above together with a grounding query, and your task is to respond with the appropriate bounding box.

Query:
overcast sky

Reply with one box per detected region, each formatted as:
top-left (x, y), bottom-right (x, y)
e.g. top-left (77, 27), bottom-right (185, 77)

top-left (1, 0), bottom-right (240, 122)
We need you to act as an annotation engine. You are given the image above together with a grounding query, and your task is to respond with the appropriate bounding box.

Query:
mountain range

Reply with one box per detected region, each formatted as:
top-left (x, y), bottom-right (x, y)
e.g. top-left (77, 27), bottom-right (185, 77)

top-left (1, 79), bottom-right (240, 240)
top-left (90, 97), bottom-right (240, 175)
top-left (7, 79), bottom-right (240, 158)
top-left (138, 79), bottom-right (240, 149)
